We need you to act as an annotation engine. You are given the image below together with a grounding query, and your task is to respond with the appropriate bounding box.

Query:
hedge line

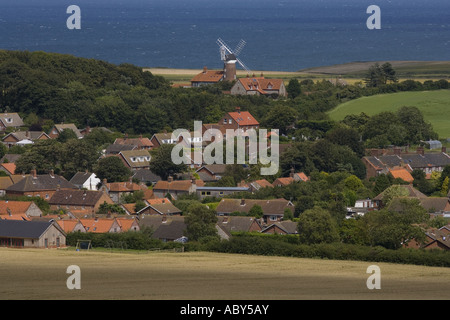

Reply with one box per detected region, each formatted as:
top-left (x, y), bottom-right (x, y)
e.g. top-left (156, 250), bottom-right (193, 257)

top-left (67, 232), bottom-right (450, 267)
top-left (200, 235), bottom-right (450, 268)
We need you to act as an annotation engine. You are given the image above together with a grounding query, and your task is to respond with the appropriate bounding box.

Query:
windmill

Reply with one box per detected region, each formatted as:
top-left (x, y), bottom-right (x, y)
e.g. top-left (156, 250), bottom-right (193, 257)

top-left (216, 38), bottom-right (251, 80)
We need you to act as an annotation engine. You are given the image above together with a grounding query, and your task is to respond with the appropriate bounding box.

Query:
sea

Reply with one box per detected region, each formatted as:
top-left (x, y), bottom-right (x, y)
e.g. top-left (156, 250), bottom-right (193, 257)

top-left (0, 0), bottom-right (449, 71)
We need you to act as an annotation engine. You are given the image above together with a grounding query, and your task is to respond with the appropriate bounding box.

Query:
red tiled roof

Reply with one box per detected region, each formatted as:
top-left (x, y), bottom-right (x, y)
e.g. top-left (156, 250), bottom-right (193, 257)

top-left (1, 163), bottom-right (16, 175)
top-left (191, 69), bottom-right (224, 83)
top-left (389, 167), bottom-right (414, 183)
top-left (227, 111), bottom-right (259, 126)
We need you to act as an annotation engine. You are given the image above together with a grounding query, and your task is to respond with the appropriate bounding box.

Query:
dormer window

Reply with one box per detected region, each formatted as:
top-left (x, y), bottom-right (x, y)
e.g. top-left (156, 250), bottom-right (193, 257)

top-left (5, 118), bottom-right (12, 123)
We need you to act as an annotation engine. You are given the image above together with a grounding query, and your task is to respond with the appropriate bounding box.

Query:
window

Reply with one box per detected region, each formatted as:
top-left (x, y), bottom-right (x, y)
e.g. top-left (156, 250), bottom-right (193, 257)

top-left (5, 118), bottom-right (12, 123)
top-left (270, 215), bottom-right (277, 221)
top-left (229, 119), bottom-right (232, 124)
top-left (223, 118), bottom-right (227, 124)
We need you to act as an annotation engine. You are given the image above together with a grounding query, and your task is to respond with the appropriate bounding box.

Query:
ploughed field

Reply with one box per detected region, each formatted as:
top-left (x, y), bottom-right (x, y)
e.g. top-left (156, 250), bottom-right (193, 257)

top-left (1, 248), bottom-right (449, 300)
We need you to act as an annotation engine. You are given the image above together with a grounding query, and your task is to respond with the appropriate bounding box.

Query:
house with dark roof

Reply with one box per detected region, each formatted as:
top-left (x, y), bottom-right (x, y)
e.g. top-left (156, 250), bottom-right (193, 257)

top-left (261, 221), bottom-right (298, 235)
top-left (5, 170), bottom-right (77, 200)
top-left (216, 198), bottom-right (295, 224)
top-left (150, 132), bottom-right (176, 148)
top-left (48, 189), bottom-right (114, 217)
top-left (48, 123), bottom-right (83, 139)
top-left (372, 184), bottom-right (427, 209)
top-left (363, 148), bottom-right (450, 179)
top-left (0, 219), bottom-right (66, 248)
top-left (2, 131), bottom-right (50, 148)
top-left (118, 149), bottom-right (151, 171)
top-left (139, 215), bottom-right (187, 242)
top-left (216, 216), bottom-right (262, 240)
top-left (196, 186), bottom-right (250, 200)
top-left (69, 171), bottom-right (101, 190)
top-left (136, 198), bottom-right (182, 216)
top-left (105, 143), bottom-right (136, 155)
top-left (132, 169), bottom-right (161, 186)
top-left (196, 164), bottom-right (228, 182)
top-left (0, 113), bottom-right (24, 132)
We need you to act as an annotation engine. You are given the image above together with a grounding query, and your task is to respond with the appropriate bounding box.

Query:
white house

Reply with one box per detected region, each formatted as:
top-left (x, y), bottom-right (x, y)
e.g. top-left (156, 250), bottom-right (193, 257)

top-left (69, 172), bottom-right (101, 191)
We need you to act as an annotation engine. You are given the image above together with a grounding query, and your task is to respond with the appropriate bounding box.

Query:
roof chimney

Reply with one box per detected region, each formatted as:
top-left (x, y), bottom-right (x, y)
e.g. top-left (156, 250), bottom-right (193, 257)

top-left (236, 106), bottom-right (241, 114)
top-left (168, 176), bottom-right (173, 183)
top-left (240, 199), bottom-right (245, 206)
top-left (203, 66), bottom-right (207, 73)
top-left (31, 169), bottom-right (37, 179)
top-left (442, 146), bottom-right (447, 154)
top-left (417, 146), bottom-right (425, 156)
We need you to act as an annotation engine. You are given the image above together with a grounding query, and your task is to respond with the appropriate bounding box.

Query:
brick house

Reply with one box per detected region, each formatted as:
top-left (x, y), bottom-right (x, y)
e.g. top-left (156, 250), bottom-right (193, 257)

top-left (5, 170), bottom-right (77, 200)
top-left (48, 189), bottom-right (114, 217)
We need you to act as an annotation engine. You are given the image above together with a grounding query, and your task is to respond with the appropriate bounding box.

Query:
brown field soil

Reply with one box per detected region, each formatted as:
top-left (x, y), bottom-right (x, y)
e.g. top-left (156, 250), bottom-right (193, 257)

top-left (1, 248), bottom-right (449, 300)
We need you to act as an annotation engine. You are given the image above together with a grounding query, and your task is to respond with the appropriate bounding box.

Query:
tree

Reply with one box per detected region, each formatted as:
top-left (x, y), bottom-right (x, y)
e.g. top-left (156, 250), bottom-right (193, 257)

top-left (364, 62), bottom-right (398, 87)
top-left (184, 203), bottom-right (218, 242)
top-left (286, 79), bottom-right (301, 99)
top-left (248, 204), bottom-right (263, 219)
top-left (94, 156), bottom-right (131, 183)
top-left (441, 176), bottom-right (450, 197)
top-left (150, 144), bottom-right (187, 180)
top-left (297, 207), bottom-right (339, 244)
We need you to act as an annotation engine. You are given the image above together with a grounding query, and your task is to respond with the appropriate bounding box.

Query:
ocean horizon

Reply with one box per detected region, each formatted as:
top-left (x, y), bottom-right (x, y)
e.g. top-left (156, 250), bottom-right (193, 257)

top-left (0, 0), bottom-right (449, 71)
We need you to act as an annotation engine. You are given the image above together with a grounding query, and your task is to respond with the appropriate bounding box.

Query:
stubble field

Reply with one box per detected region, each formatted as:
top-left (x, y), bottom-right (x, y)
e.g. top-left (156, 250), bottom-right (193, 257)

top-left (0, 248), bottom-right (449, 300)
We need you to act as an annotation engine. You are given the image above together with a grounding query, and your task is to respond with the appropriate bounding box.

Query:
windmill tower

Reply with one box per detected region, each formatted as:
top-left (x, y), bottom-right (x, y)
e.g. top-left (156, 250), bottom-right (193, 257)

top-left (217, 38), bottom-right (251, 81)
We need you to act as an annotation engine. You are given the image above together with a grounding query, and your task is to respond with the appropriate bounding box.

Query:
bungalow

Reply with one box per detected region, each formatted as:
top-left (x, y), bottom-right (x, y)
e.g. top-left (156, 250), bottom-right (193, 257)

top-left (196, 186), bottom-right (249, 200)
top-left (0, 113), bottom-right (24, 132)
top-left (136, 198), bottom-right (182, 216)
top-left (272, 177), bottom-right (294, 187)
top-left (6, 170), bottom-right (77, 200)
top-left (261, 221), bottom-right (298, 235)
top-left (215, 198), bottom-right (295, 224)
top-left (48, 189), bottom-right (114, 217)
top-left (56, 219), bottom-right (87, 233)
top-left (48, 123), bottom-right (83, 139)
top-left (196, 164), bottom-right (228, 182)
top-left (216, 216), bottom-right (262, 240)
top-left (2, 131), bottom-right (50, 148)
top-left (0, 219), bottom-right (66, 248)
top-left (238, 179), bottom-right (273, 192)
top-left (113, 136), bottom-right (154, 150)
top-left (372, 184), bottom-right (427, 209)
top-left (139, 215), bottom-right (187, 242)
top-left (152, 176), bottom-right (204, 200)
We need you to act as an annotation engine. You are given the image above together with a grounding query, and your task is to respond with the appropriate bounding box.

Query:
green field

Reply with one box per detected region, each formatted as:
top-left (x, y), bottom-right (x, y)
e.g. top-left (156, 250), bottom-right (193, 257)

top-left (328, 90), bottom-right (450, 139)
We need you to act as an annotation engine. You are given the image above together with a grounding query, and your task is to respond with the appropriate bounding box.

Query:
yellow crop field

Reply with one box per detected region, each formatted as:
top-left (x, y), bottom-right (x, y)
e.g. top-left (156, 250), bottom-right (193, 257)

top-left (1, 248), bottom-right (449, 300)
